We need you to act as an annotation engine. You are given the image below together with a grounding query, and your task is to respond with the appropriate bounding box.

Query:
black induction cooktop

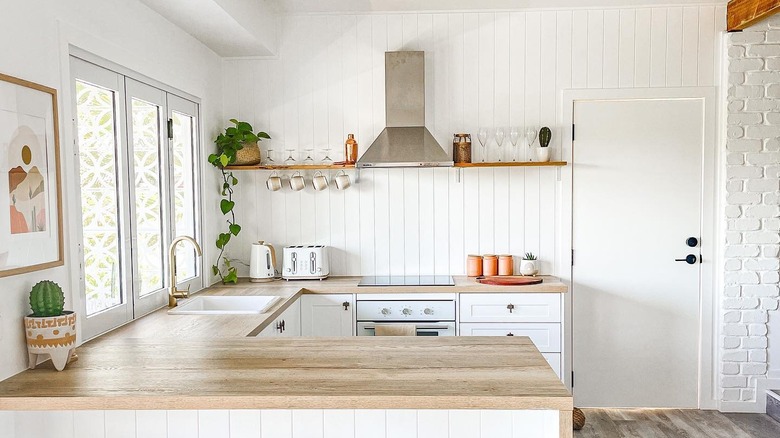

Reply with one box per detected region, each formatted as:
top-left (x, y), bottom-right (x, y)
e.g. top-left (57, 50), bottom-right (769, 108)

top-left (358, 275), bottom-right (455, 287)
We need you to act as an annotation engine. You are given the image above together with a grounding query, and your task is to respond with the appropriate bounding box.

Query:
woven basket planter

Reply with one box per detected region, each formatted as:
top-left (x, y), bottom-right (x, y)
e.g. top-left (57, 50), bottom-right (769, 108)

top-left (234, 141), bottom-right (262, 166)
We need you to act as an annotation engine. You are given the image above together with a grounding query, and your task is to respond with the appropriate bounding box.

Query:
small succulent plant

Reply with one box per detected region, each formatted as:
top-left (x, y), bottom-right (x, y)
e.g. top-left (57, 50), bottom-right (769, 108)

top-left (539, 127), bottom-right (551, 148)
top-left (29, 280), bottom-right (65, 317)
top-left (523, 252), bottom-right (537, 261)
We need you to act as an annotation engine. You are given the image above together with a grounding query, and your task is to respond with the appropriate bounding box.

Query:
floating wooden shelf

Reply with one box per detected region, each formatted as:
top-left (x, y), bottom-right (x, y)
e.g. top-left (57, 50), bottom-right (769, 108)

top-left (225, 164), bottom-right (356, 171)
top-left (455, 161), bottom-right (567, 168)
top-left (225, 162), bottom-right (566, 170)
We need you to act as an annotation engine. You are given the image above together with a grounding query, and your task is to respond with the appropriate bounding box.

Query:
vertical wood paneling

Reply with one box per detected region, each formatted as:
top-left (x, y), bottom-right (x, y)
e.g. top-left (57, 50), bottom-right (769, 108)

top-left (449, 410), bottom-right (480, 438)
top-left (387, 410), bottom-right (417, 438)
top-left (199, 410), bottom-right (229, 438)
top-left (481, 411), bottom-right (513, 438)
top-left (603, 10), bottom-right (620, 89)
top-left (136, 411), bottom-right (167, 438)
top-left (324, 410), bottom-right (355, 438)
top-left (293, 410), bottom-right (324, 438)
top-left (167, 411), bottom-right (198, 438)
top-left (587, 10), bottom-right (604, 88)
top-left (355, 410), bottom-right (386, 438)
top-left (74, 410), bottom-right (105, 438)
top-left (0, 412), bottom-right (14, 438)
top-left (618, 9), bottom-right (636, 88)
top-left (229, 410), bottom-right (262, 438)
top-left (634, 8), bottom-right (652, 87)
top-left (418, 410), bottom-right (448, 438)
top-left (105, 410), bottom-right (135, 438)
top-left (650, 8), bottom-right (668, 87)
top-left (233, 7), bottom-right (720, 277)
top-left (262, 410), bottom-right (293, 438)
top-left (666, 8), bottom-right (684, 87)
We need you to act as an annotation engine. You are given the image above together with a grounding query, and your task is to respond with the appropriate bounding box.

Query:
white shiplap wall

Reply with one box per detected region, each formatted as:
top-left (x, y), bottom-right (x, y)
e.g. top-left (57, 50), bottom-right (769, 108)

top-left (222, 6), bottom-right (725, 276)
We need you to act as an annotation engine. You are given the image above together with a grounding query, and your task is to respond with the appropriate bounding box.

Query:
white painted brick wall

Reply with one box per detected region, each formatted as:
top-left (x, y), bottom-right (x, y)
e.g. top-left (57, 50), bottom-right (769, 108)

top-left (725, 15), bottom-right (780, 405)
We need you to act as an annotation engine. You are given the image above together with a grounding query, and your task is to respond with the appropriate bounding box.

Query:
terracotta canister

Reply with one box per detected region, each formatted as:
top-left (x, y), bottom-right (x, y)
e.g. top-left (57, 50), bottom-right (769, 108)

top-left (498, 255), bottom-right (514, 276)
top-left (482, 254), bottom-right (498, 277)
top-left (467, 255), bottom-right (483, 277)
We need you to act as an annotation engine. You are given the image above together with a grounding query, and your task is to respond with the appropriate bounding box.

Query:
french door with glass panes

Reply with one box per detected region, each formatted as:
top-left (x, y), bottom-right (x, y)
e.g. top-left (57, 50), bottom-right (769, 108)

top-left (71, 57), bottom-right (201, 339)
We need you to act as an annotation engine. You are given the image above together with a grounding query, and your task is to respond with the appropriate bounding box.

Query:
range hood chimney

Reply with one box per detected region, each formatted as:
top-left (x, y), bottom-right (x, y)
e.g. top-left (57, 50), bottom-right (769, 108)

top-left (356, 51), bottom-right (453, 168)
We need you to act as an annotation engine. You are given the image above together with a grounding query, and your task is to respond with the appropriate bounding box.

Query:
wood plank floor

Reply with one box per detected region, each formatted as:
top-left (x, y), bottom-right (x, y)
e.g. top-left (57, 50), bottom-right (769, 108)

top-left (575, 409), bottom-right (780, 438)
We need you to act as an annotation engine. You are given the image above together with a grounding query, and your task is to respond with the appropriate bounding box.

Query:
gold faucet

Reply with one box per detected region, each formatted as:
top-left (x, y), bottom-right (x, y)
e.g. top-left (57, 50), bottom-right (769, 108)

top-left (169, 236), bottom-right (203, 308)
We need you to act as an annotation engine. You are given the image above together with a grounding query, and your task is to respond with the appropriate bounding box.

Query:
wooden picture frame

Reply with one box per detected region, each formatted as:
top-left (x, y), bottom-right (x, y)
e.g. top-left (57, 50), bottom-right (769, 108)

top-left (0, 72), bottom-right (64, 277)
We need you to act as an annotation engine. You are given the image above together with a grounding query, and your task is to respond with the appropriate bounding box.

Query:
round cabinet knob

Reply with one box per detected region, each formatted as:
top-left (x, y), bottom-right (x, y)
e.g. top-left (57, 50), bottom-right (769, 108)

top-left (423, 308), bottom-right (434, 315)
top-left (402, 308), bottom-right (413, 316)
top-left (381, 308), bottom-right (391, 315)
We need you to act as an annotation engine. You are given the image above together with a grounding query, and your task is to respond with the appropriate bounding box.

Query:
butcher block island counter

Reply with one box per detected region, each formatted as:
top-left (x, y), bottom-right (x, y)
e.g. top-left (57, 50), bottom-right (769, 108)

top-left (0, 276), bottom-right (572, 438)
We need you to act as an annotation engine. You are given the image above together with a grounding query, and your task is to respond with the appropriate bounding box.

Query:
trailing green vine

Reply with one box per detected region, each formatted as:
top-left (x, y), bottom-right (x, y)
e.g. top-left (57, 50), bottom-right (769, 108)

top-left (208, 119), bottom-right (270, 283)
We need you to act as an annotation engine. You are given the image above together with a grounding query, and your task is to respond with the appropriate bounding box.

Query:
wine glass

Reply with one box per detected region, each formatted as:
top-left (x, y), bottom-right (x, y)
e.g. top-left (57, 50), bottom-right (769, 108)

top-left (525, 127), bottom-right (538, 162)
top-left (285, 149), bottom-right (297, 165)
top-left (509, 127), bottom-right (520, 162)
top-left (477, 128), bottom-right (489, 162)
top-left (494, 127), bottom-right (505, 162)
top-left (264, 149), bottom-right (275, 165)
top-left (303, 148), bottom-right (315, 164)
top-left (322, 148), bottom-right (333, 164)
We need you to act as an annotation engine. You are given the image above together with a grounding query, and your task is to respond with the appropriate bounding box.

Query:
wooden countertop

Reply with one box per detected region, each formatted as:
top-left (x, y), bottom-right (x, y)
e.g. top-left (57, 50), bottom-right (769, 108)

top-left (0, 337), bottom-right (572, 411)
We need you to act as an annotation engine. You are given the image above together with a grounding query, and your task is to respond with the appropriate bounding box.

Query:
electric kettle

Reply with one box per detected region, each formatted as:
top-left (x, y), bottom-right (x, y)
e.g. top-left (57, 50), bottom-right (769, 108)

top-left (250, 241), bottom-right (277, 282)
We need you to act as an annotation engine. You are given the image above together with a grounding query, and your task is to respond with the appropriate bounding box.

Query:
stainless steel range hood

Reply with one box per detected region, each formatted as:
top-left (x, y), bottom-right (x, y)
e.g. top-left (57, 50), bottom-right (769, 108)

top-left (357, 51), bottom-right (453, 168)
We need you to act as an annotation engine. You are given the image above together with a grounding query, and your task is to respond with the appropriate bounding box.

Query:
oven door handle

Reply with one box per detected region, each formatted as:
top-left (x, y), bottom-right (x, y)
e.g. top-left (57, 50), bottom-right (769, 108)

top-left (363, 324), bottom-right (451, 330)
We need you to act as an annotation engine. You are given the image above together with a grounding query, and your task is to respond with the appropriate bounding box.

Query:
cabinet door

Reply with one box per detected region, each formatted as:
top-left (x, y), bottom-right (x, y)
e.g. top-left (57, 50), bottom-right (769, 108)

top-left (258, 299), bottom-right (301, 337)
top-left (459, 293), bottom-right (561, 323)
top-left (301, 294), bottom-right (354, 336)
top-left (459, 323), bottom-right (561, 352)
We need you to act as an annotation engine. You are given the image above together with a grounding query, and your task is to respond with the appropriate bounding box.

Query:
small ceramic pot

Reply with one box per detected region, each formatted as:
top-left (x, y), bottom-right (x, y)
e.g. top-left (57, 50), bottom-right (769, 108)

top-left (467, 255), bottom-right (483, 277)
top-left (24, 311), bottom-right (77, 371)
top-left (519, 259), bottom-right (539, 276)
top-left (536, 147), bottom-right (551, 162)
top-left (266, 172), bottom-right (282, 191)
top-left (498, 255), bottom-right (514, 276)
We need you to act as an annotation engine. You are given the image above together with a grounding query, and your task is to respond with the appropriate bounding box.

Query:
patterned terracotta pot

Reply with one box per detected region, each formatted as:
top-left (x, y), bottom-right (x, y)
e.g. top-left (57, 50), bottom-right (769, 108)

top-left (24, 311), bottom-right (77, 371)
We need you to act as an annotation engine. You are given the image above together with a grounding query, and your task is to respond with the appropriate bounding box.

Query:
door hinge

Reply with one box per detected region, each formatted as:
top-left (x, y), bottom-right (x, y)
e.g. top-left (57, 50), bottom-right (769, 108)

top-left (571, 249), bottom-right (575, 266)
top-left (167, 118), bottom-right (174, 140)
top-left (571, 371), bottom-right (575, 387)
top-left (571, 124), bottom-right (575, 141)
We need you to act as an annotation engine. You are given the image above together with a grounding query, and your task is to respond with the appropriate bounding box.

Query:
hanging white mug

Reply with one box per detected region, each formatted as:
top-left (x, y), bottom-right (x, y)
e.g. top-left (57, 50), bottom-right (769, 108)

top-left (289, 171), bottom-right (305, 191)
top-left (266, 172), bottom-right (282, 191)
top-left (312, 171), bottom-right (329, 191)
top-left (334, 170), bottom-right (351, 190)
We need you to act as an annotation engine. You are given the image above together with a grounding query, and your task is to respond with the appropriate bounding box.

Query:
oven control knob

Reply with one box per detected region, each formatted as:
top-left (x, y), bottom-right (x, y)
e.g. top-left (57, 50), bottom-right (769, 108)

top-left (381, 308), bottom-right (391, 315)
top-left (424, 308), bottom-right (434, 315)
top-left (402, 308), bottom-right (413, 316)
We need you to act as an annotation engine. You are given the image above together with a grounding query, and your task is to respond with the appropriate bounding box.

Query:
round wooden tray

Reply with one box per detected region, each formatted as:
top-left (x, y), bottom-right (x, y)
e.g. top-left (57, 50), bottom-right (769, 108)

top-left (476, 276), bottom-right (543, 286)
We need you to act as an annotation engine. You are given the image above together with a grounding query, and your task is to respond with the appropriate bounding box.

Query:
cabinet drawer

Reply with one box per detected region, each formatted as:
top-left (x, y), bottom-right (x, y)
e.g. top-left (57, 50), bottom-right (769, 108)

top-left (459, 323), bottom-right (561, 352)
top-left (459, 293), bottom-right (560, 323)
top-left (542, 353), bottom-right (562, 379)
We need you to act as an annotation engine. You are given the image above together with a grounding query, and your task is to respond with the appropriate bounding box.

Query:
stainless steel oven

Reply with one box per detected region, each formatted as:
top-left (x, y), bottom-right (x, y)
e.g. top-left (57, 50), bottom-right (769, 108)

top-left (356, 299), bottom-right (456, 336)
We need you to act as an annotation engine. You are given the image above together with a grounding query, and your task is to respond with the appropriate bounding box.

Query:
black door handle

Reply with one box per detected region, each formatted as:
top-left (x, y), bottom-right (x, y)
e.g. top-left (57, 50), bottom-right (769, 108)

top-left (675, 254), bottom-right (699, 265)
top-left (687, 237), bottom-right (699, 248)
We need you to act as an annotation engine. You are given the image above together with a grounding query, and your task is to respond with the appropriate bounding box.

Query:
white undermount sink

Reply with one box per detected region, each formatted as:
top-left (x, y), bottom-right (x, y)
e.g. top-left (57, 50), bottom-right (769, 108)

top-left (168, 295), bottom-right (283, 315)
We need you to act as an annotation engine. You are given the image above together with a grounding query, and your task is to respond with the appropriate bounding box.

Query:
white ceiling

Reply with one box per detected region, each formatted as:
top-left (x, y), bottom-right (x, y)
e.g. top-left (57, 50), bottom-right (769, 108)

top-left (139, 0), bottom-right (728, 57)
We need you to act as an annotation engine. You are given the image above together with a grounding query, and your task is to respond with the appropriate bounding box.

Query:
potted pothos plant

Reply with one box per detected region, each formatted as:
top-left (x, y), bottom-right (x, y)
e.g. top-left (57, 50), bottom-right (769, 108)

top-left (208, 119), bottom-right (270, 283)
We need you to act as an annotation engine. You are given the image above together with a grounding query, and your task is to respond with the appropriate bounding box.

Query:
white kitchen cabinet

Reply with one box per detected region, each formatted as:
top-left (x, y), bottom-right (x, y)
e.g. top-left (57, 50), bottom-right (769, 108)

top-left (301, 294), bottom-right (355, 336)
top-left (459, 293), bottom-right (563, 380)
top-left (259, 299), bottom-right (301, 337)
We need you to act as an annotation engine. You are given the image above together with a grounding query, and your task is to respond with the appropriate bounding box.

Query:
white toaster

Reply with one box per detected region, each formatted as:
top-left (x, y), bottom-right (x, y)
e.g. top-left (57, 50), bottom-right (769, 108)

top-left (282, 245), bottom-right (329, 280)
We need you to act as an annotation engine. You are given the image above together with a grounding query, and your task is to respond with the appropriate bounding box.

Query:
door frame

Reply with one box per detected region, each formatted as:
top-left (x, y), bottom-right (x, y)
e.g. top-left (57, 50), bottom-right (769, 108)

top-left (559, 87), bottom-right (720, 409)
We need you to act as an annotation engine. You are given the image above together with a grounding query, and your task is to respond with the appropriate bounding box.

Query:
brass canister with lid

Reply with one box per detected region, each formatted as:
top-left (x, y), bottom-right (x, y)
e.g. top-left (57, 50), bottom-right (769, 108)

top-left (453, 133), bottom-right (472, 163)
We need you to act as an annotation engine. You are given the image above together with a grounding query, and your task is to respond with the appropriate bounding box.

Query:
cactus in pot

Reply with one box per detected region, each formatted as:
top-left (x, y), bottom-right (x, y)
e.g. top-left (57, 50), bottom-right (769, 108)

top-left (520, 252), bottom-right (540, 276)
top-left (29, 280), bottom-right (65, 317)
top-left (536, 127), bottom-right (552, 162)
top-left (24, 280), bottom-right (77, 371)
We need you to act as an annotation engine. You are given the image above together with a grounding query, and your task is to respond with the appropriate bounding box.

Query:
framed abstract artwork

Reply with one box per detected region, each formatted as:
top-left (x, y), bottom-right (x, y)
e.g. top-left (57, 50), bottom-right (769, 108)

top-left (0, 72), bottom-right (63, 277)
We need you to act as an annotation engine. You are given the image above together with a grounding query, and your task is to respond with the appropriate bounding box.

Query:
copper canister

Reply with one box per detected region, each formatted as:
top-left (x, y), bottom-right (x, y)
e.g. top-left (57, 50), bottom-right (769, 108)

top-left (467, 255), bottom-right (483, 277)
top-left (498, 255), bottom-right (514, 276)
top-left (453, 133), bottom-right (472, 163)
top-left (482, 254), bottom-right (498, 277)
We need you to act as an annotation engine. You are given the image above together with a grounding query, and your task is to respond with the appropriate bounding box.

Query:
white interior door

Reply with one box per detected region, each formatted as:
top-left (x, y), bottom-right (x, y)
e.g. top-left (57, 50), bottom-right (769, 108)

top-left (572, 98), bottom-right (705, 408)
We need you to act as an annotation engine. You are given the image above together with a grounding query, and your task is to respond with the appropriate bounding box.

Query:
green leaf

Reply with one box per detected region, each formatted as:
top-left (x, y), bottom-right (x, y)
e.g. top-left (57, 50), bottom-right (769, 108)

top-left (208, 154), bottom-right (220, 164)
top-left (226, 127), bottom-right (238, 136)
top-left (237, 121), bottom-right (252, 132)
top-left (232, 176), bottom-right (238, 185)
top-left (211, 265), bottom-right (220, 276)
top-left (224, 268), bottom-right (238, 284)
top-left (220, 199), bottom-right (235, 214)
top-left (258, 132), bottom-right (271, 140)
top-left (229, 224), bottom-right (241, 236)
top-left (229, 118), bottom-right (239, 125)
top-left (219, 154), bottom-right (229, 167)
